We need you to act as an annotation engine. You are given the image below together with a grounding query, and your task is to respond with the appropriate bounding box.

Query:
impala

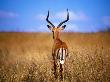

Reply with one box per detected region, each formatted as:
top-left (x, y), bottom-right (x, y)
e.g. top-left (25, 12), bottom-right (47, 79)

top-left (46, 9), bottom-right (69, 80)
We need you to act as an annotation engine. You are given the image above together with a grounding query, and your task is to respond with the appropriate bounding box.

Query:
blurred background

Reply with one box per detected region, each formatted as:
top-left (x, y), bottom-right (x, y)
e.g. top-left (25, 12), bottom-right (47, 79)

top-left (0, 0), bottom-right (110, 82)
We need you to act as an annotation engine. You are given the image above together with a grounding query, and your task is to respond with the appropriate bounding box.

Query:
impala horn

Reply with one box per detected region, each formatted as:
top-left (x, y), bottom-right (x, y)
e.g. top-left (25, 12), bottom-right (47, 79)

top-left (46, 11), bottom-right (55, 28)
top-left (57, 9), bottom-right (69, 28)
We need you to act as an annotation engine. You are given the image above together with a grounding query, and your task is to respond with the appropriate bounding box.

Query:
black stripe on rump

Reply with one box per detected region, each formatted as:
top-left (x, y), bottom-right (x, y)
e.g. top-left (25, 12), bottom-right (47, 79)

top-left (56, 49), bottom-right (60, 59)
top-left (61, 48), bottom-right (63, 60)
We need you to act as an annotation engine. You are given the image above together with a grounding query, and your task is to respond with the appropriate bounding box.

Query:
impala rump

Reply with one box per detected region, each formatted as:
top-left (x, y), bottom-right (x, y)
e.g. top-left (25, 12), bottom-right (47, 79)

top-left (56, 48), bottom-right (67, 64)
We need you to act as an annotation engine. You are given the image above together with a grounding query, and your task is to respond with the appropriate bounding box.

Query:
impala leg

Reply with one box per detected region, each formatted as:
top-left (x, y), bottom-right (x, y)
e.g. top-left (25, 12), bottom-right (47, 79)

top-left (60, 64), bottom-right (64, 81)
top-left (52, 54), bottom-right (57, 79)
top-left (54, 60), bottom-right (58, 79)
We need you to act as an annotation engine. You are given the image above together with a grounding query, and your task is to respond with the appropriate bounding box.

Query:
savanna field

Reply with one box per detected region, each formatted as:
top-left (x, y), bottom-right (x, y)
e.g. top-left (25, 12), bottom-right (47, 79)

top-left (0, 32), bottom-right (110, 82)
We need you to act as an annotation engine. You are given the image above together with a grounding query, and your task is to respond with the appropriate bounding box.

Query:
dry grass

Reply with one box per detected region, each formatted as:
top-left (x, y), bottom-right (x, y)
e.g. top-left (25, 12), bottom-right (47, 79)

top-left (0, 32), bottom-right (110, 82)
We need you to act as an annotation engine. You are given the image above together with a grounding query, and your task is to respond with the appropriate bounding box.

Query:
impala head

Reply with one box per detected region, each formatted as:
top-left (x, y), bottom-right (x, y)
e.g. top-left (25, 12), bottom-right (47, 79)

top-left (46, 9), bottom-right (69, 39)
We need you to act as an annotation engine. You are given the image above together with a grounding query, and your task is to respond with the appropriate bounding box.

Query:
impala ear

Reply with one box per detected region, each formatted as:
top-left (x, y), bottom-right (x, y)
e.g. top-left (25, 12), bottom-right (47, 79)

top-left (59, 25), bottom-right (66, 30)
top-left (47, 25), bottom-right (52, 30)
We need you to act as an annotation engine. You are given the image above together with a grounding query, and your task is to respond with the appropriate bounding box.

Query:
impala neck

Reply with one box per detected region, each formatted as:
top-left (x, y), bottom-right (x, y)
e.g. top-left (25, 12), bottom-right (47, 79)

top-left (53, 31), bottom-right (60, 41)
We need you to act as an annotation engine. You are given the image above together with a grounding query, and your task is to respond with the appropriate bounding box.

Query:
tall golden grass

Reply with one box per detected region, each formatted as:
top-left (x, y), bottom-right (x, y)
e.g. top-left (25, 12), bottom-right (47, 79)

top-left (0, 32), bottom-right (110, 82)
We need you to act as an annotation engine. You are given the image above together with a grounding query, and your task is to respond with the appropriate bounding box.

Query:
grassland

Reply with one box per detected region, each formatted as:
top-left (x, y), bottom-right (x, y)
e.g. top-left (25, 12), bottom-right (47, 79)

top-left (0, 32), bottom-right (110, 82)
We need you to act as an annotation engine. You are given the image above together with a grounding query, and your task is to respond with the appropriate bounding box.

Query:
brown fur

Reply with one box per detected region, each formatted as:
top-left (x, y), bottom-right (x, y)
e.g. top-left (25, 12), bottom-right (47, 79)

top-left (53, 39), bottom-right (68, 53)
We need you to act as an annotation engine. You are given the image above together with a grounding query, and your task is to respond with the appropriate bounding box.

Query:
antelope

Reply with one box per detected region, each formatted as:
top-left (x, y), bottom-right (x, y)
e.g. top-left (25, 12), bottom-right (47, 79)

top-left (46, 9), bottom-right (69, 80)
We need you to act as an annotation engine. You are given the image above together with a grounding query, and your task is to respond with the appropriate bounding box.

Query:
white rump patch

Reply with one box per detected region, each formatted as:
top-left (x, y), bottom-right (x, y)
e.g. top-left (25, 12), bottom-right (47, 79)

top-left (60, 60), bottom-right (64, 64)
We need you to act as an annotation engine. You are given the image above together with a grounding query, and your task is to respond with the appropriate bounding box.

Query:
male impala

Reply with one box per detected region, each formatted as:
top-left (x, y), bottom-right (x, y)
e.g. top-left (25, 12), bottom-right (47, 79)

top-left (46, 9), bottom-right (69, 80)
